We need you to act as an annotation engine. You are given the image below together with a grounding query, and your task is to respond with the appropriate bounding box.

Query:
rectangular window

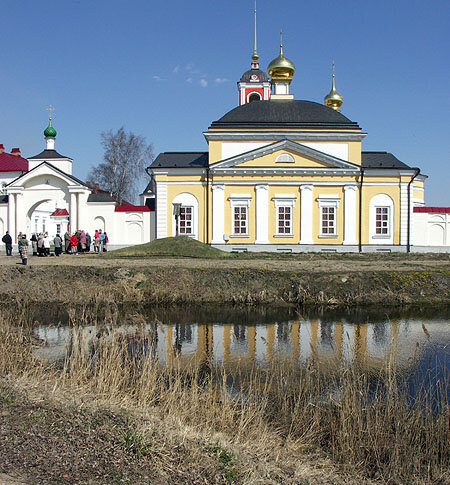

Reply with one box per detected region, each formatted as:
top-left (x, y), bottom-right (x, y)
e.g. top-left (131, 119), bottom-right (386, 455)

top-left (42, 219), bottom-right (46, 233)
top-left (56, 224), bottom-right (61, 234)
top-left (277, 206), bottom-right (292, 234)
top-left (321, 207), bottom-right (335, 235)
top-left (179, 207), bottom-right (193, 234)
top-left (35, 218), bottom-right (39, 234)
top-left (375, 207), bottom-right (389, 235)
top-left (233, 206), bottom-right (247, 234)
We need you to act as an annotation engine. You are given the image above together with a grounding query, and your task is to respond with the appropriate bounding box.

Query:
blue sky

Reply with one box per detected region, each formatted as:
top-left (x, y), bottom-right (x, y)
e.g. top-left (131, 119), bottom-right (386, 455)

top-left (1, 0), bottom-right (449, 204)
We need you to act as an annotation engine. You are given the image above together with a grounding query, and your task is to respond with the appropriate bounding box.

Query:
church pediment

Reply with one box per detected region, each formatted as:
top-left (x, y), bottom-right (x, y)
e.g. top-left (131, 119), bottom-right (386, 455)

top-left (6, 162), bottom-right (87, 189)
top-left (209, 139), bottom-right (360, 172)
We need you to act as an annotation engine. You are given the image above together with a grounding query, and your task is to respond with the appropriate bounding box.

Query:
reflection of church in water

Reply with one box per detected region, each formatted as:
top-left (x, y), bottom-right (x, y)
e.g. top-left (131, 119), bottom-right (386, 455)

top-left (34, 317), bottom-right (442, 371)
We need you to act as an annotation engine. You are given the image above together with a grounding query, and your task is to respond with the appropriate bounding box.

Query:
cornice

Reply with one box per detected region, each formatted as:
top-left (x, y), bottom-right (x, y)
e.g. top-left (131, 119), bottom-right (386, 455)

top-left (204, 131), bottom-right (367, 142)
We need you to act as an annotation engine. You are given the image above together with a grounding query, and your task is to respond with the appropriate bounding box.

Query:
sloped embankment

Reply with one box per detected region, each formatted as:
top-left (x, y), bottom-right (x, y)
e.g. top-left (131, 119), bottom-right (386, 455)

top-left (0, 265), bottom-right (448, 306)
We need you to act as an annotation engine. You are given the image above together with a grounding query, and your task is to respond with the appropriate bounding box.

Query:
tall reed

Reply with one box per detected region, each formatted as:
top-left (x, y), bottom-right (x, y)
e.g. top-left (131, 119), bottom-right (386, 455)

top-left (0, 308), bottom-right (448, 484)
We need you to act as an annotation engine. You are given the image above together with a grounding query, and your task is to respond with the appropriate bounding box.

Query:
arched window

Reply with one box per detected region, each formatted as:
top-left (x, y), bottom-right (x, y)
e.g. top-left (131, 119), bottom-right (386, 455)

top-left (172, 192), bottom-right (199, 239)
top-left (276, 153), bottom-right (295, 163)
top-left (369, 193), bottom-right (394, 244)
top-left (248, 92), bottom-right (261, 103)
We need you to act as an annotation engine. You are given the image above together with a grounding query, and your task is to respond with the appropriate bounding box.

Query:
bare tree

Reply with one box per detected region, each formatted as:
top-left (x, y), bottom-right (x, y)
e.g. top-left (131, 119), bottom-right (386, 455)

top-left (88, 127), bottom-right (153, 204)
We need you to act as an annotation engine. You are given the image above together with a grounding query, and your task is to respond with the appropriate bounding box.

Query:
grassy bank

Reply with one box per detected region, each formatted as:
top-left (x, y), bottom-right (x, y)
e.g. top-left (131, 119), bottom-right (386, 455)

top-left (0, 307), bottom-right (448, 484)
top-left (0, 264), bottom-right (448, 307)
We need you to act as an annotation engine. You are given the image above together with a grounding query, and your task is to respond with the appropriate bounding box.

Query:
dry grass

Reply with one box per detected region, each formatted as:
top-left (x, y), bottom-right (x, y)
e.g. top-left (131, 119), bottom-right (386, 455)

top-left (0, 307), bottom-right (448, 485)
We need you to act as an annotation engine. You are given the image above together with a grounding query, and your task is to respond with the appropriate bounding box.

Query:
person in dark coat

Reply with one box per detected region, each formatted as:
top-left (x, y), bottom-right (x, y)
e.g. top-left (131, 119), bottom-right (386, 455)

top-left (86, 232), bottom-right (92, 252)
top-left (2, 231), bottom-right (12, 256)
top-left (54, 233), bottom-right (63, 256)
top-left (31, 233), bottom-right (38, 256)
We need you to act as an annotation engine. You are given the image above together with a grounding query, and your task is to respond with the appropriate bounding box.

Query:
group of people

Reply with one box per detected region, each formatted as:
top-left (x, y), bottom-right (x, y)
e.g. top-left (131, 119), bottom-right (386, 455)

top-left (1, 228), bottom-right (109, 264)
top-left (63, 229), bottom-right (108, 255)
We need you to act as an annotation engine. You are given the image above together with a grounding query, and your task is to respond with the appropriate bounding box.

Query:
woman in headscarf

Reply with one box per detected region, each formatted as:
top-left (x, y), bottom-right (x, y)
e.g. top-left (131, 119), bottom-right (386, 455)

top-left (79, 230), bottom-right (87, 252)
top-left (43, 232), bottom-right (50, 256)
top-left (18, 234), bottom-right (29, 265)
top-left (37, 233), bottom-right (45, 257)
top-left (64, 231), bottom-right (71, 254)
top-left (30, 233), bottom-right (38, 256)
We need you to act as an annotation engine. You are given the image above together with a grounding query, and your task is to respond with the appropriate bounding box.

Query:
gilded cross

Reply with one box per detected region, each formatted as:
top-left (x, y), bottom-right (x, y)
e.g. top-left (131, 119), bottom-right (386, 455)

top-left (46, 104), bottom-right (55, 123)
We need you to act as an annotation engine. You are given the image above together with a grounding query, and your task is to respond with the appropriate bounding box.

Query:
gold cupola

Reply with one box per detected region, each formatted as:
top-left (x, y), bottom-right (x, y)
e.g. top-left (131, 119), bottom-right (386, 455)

top-left (324, 61), bottom-right (343, 111)
top-left (267, 31), bottom-right (295, 82)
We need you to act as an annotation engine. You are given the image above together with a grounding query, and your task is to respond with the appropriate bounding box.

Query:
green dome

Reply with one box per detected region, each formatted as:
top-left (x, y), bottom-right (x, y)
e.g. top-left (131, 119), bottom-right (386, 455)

top-left (44, 123), bottom-right (56, 138)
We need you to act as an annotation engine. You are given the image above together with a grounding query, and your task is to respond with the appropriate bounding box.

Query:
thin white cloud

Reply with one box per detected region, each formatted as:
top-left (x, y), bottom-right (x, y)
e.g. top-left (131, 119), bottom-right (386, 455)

top-left (173, 65), bottom-right (180, 74)
top-left (153, 75), bottom-right (165, 82)
top-left (186, 77), bottom-right (193, 83)
top-left (200, 79), bottom-right (208, 88)
top-left (215, 77), bottom-right (229, 84)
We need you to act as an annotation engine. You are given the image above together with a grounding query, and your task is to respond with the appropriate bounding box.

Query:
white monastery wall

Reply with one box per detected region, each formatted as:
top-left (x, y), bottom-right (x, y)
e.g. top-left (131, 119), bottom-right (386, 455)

top-left (412, 212), bottom-right (449, 247)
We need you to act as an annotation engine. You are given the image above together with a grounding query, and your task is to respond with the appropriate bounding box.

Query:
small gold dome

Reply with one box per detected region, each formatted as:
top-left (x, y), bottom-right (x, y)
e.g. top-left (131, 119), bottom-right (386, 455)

top-left (324, 62), bottom-right (343, 111)
top-left (267, 33), bottom-right (295, 82)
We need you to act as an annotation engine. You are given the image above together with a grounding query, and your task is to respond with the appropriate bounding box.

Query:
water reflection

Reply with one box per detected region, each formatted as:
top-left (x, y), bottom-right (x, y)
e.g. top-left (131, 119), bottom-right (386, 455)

top-left (32, 306), bottom-right (449, 381)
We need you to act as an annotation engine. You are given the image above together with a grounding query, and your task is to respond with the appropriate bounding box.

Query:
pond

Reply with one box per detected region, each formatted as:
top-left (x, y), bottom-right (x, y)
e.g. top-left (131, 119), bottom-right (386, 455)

top-left (31, 305), bottom-right (449, 393)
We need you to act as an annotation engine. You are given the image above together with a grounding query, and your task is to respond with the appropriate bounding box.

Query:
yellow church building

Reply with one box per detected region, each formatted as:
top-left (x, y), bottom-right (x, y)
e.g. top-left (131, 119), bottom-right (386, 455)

top-left (149, 19), bottom-right (427, 252)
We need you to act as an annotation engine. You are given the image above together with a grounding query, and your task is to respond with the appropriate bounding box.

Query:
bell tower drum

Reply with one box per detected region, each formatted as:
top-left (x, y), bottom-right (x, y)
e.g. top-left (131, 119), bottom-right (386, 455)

top-left (237, 1), bottom-right (270, 105)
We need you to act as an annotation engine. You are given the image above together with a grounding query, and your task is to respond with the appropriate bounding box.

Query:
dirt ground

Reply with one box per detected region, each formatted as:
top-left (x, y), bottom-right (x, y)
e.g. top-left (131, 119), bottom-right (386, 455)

top-left (1, 252), bottom-right (449, 273)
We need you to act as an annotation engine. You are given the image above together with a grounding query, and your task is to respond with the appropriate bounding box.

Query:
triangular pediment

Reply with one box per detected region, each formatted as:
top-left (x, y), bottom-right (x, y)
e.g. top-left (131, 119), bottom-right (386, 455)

top-left (209, 139), bottom-right (360, 171)
top-left (6, 162), bottom-right (87, 189)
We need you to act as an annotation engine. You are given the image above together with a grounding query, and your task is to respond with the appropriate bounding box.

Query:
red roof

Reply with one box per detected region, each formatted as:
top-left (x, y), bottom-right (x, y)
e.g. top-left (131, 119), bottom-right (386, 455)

top-left (413, 207), bottom-right (450, 213)
top-left (50, 208), bottom-right (69, 217)
top-left (114, 205), bottom-right (151, 212)
top-left (0, 151), bottom-right (29, 172)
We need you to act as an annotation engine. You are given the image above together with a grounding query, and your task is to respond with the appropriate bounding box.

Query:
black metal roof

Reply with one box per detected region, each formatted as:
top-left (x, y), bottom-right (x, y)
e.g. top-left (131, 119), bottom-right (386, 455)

top-left (141, 177), bottom-right (156, 195)
top-left (362, 152), bottom-right (411, 169)
top-left (28, 149), bottom-right (71, 160)
top-left (87, 193), bottom-right (117, 203)
top-left (239, 68), bottom-right (269, 83)
top-left (151, 152), bottom-right (208, 168)
top-left (210, 100), bottom-right (361, 130)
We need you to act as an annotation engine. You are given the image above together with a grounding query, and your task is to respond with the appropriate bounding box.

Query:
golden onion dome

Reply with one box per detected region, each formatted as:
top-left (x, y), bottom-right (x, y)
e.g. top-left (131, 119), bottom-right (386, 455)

top-left (267, 33), bottom-right (295, 82)
top-left (324, 62), bottom-right (343, 111)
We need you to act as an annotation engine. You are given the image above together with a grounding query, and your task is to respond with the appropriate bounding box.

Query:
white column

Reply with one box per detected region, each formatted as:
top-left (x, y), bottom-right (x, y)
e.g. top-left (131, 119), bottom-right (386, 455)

top-left (343, 185), bottom-right (358, 245)
top-left (156, 182), bottom-right (167, 239)
top-left (77, 193), bottom-right (86, 230)
top-left (69, 192), bottom-right (77, 233)
top-left (8, 192), bottom-right (16, 240)
top-left (211, 185), bottom-right (225, 244)
top-left (400, 183), bottom-right (408, 245)
top-left (299, 185), bottom-right (313, 244)
top-left (255, 184), bottom-right (269, 244)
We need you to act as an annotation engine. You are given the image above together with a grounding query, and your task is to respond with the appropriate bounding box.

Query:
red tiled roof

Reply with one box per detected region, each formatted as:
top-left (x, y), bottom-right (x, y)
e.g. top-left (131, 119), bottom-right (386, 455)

top-left (50, 208), bottom-right (69, 217)
top-left (0, 152), bottom-right (29, 172)
top-left (413, 207), bottom-right (450, 213)
top-left (114, 205), bottom-right (151, 212)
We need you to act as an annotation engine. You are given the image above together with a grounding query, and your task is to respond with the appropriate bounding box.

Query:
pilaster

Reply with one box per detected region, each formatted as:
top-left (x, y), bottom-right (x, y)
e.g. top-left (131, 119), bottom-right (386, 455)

top-left (211, 185), bottom-right (225, 244)
top-left (343, 185), bottom-right (358, 245)
top-left (255, 184), bottom-right (269, 244)
top-left (299, 185), bottom-right (313, 244)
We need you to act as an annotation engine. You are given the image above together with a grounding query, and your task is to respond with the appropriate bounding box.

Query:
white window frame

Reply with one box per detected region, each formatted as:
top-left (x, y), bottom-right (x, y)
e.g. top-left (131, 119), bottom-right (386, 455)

top-left (272, 195), bottom-right (296, 237)
top-left (228, 195), bottom-right (251, 237)
top-left (178, 206), bottom-right (193, 235)
top-left (275, 152), bottom-right (295, 163)
top-left (247, 91), bottom-right (261, 103)
top-left (369, 194), bottom-right (394, 244)
top-left (375, 206), bottom-right (390, 236)
top-left (317, 195), bottom-right (340, 238)
top-left (172, 192), bottom-right (199, 239)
